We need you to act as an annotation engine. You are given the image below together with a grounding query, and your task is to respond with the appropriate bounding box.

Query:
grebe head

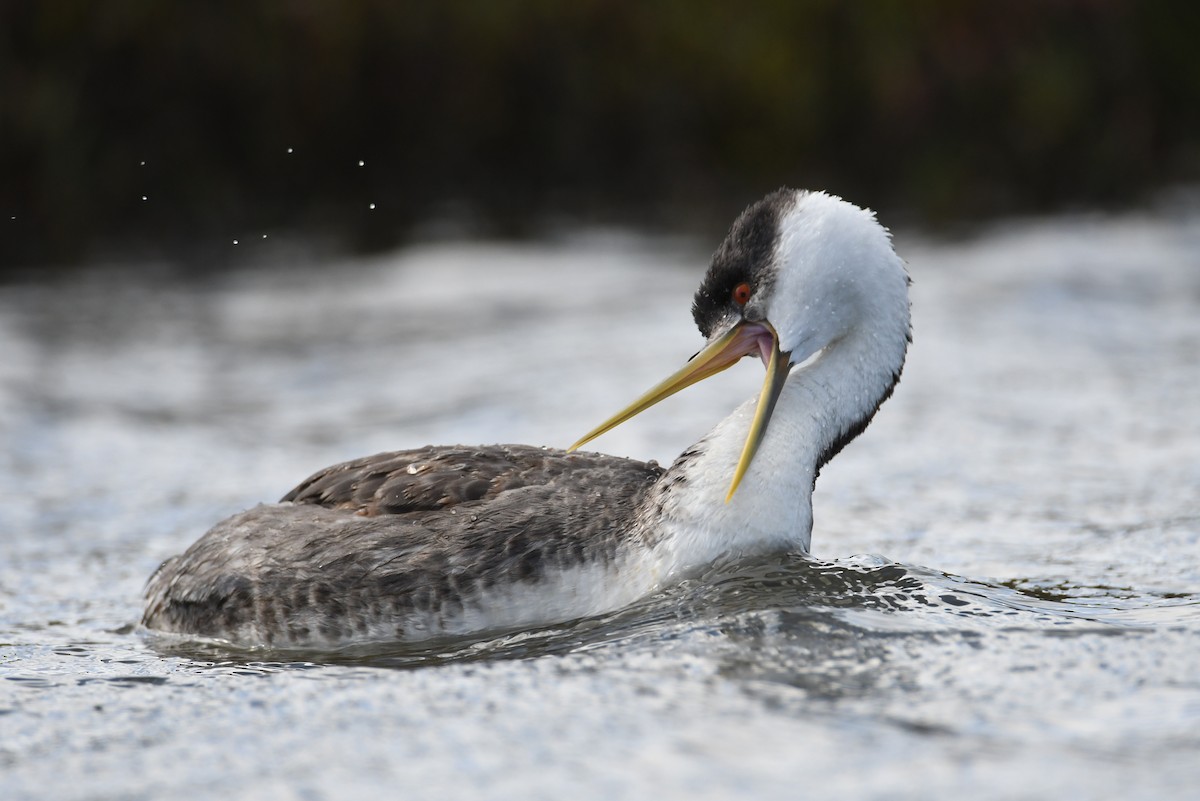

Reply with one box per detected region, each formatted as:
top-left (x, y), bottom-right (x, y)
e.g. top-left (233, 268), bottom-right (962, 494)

top-left (571, 188), bottom-right (910, 499)
top-left (695, 189), bottom-right (909, 368)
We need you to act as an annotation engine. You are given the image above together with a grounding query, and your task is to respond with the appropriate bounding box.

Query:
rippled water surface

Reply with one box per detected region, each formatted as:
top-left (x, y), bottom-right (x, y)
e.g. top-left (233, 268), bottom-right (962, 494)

top-left (3, 211), bottom-right (1199, 800)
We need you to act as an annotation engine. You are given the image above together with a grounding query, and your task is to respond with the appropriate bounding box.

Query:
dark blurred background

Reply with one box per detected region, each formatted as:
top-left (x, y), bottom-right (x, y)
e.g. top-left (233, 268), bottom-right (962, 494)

top-left (3, 0), bottom-right (1198, 275)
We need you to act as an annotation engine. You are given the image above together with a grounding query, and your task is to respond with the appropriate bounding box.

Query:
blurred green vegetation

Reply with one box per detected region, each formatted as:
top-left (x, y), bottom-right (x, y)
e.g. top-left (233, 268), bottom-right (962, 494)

top-left (3, 0), bottom-right (1199, 272)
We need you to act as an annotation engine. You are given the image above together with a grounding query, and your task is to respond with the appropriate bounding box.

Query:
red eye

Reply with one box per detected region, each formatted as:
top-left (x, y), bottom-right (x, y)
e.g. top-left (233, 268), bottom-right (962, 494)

top-left (731, 282), bottom-right (752, 306)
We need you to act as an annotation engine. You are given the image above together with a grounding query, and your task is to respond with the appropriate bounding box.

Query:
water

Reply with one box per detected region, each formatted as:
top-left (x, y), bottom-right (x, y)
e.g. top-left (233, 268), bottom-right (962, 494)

top-left (2, 212), bottom-right (1199, 800)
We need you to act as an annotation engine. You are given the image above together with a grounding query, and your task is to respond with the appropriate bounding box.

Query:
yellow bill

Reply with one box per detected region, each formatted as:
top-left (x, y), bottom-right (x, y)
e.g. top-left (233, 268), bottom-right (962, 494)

top-left (569, 321), bottom-right (790, 501)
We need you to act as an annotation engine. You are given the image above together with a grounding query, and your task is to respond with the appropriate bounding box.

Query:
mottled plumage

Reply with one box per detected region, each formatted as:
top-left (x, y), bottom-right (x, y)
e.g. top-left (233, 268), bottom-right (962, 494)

top-left (143, 446), bottom-right (663, 646)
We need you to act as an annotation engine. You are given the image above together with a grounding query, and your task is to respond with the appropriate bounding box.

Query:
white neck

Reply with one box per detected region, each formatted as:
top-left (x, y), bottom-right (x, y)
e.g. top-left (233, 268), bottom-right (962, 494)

top-left (642, 323), bottom-right (903, 579)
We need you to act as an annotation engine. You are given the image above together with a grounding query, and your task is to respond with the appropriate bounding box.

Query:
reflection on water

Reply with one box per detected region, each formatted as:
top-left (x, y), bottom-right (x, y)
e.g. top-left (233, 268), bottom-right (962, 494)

top-left (139, 551), bottom-right (1192, 677)
top-left (3, 216), bottom-right (1200, 800)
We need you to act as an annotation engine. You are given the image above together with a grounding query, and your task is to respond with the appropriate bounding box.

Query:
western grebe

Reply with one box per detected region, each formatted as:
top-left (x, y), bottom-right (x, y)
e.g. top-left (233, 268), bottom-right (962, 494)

top-left (142, 188), bottom-right (911, 648)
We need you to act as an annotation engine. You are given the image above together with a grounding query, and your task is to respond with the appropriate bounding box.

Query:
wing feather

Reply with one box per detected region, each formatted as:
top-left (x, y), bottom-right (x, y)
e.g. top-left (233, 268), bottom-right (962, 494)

top-left (281, 444), bottom-right (663, 517)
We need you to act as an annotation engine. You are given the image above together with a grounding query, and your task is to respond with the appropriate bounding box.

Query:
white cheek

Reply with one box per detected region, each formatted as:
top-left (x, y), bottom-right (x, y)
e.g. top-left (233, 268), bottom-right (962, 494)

top-left (775, 289), bottom-right (853, 363)
top-left (770, 201), bottom-right (865, 358)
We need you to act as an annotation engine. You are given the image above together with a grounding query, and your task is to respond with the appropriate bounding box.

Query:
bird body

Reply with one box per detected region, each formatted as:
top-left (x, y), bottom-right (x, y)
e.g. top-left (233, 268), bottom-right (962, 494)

top-left (142, 189), bottom-right (911, 649)
top-left (146, 446), bottom-right (667, 646)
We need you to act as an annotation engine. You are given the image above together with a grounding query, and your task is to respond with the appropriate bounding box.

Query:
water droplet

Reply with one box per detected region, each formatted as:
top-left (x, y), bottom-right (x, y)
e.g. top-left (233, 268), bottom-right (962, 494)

top-left (286, 147), bottom-right (294, 154)
top-left (233, 239), bottom-right (239, 245)
top-left (141, 195), bottom-right (147, 201)
top-left (357, 160), bottom-right (365, 167)
top-left (139, 160), bottom-right (146, 166)
top-left (368, 202), bottom-right (376, 210)
top-left (261, 234), bottom-right (268, 239)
